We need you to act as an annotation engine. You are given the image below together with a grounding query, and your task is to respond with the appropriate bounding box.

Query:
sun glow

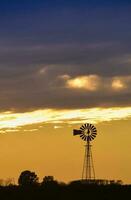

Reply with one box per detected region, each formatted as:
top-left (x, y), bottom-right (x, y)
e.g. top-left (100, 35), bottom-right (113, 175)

top-left (66, 75), bottom-right (100, 91)
top-left (112, 79), bottom-right (125, 90)
top-left (0, 107), bottom-right (131, 131)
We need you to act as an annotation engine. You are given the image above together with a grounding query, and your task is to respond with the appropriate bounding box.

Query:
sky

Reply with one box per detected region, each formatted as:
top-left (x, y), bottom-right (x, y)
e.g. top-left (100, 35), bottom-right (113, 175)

top-left (0, 0), bottom-right (131, 184)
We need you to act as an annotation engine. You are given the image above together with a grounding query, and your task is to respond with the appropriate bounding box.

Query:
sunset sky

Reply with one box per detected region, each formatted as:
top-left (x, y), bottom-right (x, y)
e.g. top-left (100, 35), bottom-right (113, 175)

top-left (0, 0), bottom-right (131, 184)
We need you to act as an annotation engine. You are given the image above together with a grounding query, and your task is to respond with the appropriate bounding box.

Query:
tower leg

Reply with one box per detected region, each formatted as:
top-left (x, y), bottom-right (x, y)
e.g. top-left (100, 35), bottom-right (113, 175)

top-left (82, 141), bottom-right (95, 180)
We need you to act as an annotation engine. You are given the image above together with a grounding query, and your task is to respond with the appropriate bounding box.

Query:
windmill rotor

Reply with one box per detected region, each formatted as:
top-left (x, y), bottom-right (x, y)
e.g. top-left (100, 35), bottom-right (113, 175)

top-left (73, 123), bottom-right (97, 142)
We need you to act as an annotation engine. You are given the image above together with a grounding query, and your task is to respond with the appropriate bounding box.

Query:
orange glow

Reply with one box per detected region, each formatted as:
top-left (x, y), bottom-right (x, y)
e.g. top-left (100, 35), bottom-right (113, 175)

top-left (0, 107), bottom-right (131, 131)
top-left (111, 76), bottom-right (131, 90)
top-left (66, 75), bottom-right (100, 91)
top-left (112, 79), bottom-right (125, 90)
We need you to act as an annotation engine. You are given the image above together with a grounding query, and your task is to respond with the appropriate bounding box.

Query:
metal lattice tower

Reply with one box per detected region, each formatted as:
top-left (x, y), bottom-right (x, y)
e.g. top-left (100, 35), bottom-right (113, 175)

top-left (73, 123), bottom-right (97, 181)
top-left (82, 140), bottom-right (95, 180)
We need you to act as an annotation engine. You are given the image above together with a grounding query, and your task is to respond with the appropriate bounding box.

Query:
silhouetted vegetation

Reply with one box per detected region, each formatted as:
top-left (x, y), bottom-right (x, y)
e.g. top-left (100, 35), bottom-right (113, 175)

top-left (18, 170), bottom-right (38, 186)
top-left (0, 170), bottom-right (131, 200)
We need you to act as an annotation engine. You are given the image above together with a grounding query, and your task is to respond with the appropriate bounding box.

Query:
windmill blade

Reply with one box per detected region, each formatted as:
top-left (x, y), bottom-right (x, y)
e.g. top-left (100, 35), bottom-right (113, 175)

top-left (84, 136), bottom-right (87, 141)
top-left (92, 131), bottom-right (97, 135)
top-left (82, 135), bottom-right (86, 140)
top-left (80, 133), bottom-right (84, 138)
top-left (84, 123), bottom-right (88, 128)
top-left (90, 135), bottom-right (95, 140)
top-left (87, 136), bottom-right (90, 141)
top-left (90, 124), bottom-right (94, 128)
top-left (92, 129), bottom-right (97, 133)
top-left (92, 132), bottom-right (97, 136)
top-left (88, 124), bottom-right (92, 129)
top-left (91, 133), bottom-right (96, 137)
top-left (86, 123), bottom-right (89, 128)
top-left (81, 124), bottom-right (86, 130)
top-left (91, 134), bottom-right (96, 138)
top-left (73, 129), bottom-right (82, 136)
top-left (91, 127), bottom-right (96, 132)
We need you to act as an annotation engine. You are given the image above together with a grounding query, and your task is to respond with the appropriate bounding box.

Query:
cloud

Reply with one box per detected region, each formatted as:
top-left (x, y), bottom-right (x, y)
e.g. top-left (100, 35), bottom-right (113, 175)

top-left (0, 69), bottom-right (131, 111)
top-left (54, 125), bottom-right (63, 129)
top-left (66, 75), bottom-right (100, 91)
top-left (111, 76), bottom-right (131, 91)
top-left (0, 4), bottom-right (131, 112)
top-left (112, 79), bottom-right (125, 90)
top-left (38, 67), bottom-right (48, 75)
top-left (0, 107), bottom-right (131, 131)
top-left (62, 74), bottom-right (131, 92)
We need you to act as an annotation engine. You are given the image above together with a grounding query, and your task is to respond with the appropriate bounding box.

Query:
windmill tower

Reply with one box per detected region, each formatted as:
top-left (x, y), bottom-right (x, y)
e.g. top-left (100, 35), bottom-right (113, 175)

top-left (73, 123), bottom-right (97, 180)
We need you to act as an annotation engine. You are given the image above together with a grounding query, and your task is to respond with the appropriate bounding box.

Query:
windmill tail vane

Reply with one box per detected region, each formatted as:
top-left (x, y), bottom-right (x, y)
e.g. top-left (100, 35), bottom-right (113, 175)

top-left (73, 129), bottom-right (82, 136)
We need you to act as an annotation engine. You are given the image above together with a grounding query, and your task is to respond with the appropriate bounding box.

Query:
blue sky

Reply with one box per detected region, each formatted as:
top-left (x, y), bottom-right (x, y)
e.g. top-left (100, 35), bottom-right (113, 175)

top-left (0, 0), bottom-right (130, 43)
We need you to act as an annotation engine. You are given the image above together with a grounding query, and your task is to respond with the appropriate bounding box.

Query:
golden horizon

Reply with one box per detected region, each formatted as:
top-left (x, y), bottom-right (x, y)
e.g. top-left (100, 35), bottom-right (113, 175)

top-left (0, 107), bottom-right (131, 132)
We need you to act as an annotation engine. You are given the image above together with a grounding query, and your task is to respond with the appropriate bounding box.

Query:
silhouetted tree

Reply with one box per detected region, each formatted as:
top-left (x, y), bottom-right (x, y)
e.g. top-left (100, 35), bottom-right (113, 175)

top-left (18, 170), bottom-right (38, 186)
top-left (0, 174), bottom-right (130, 200)
top-left (42, 176), bottom-right (54, 183)
top-left (41, 176), bottom-right (59, 188)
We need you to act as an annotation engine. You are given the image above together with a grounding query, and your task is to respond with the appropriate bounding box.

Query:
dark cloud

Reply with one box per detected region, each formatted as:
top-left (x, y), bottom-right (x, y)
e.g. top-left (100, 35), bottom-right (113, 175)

top-left (0, 2), bottom-right (131, 111)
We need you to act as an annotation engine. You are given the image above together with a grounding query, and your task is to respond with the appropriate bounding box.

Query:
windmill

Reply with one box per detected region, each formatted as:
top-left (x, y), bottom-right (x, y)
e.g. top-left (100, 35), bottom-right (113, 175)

top-left (73, 123), bottom-right (97, 181)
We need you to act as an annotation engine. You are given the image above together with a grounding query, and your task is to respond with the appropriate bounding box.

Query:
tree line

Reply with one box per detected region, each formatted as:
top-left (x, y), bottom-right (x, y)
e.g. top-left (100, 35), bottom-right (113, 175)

top-left (0, 170), bottom-right (131, 200)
